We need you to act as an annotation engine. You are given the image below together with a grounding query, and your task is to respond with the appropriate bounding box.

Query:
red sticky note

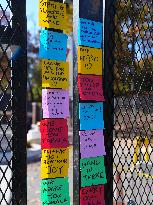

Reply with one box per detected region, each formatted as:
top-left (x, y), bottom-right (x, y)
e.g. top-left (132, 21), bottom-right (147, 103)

top-left (40, 119), bottom-right (68, 149)
top-left (80, 185), bottom-right (105, 205)
top-left (78, 75), bottom-right (105, 101)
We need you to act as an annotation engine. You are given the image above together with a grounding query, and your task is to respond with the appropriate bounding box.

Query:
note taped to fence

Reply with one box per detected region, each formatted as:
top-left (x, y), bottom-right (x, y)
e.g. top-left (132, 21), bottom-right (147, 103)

top-left (39, 0), bottom-right (66, 30)
top-left (78, 46), bottom-right (102, 75)
top-left (80, 130), bottom-right (106, 158)
top-left (40, 119), bottom-right (68, 149)
top-left (80, 156), bottom-right (107, 187)
top-left (80, 185), bottom-right (105, 205)
top-left (78, 75), bottom-right (104, 101)
top-left (41, 148), bottom-right (69, 179)
top-left (41, 177), bottom-right (70, 205)
top-left (78, 18), bottom-right (103, 48)
top-left (39, 30), bottom-right (68, 61)
top-left (79, 102), bottom-right (104, 130)
top-left (42, 89), bottom-right (69, 119)
top-left (42, 59), bottom-right (69, 89)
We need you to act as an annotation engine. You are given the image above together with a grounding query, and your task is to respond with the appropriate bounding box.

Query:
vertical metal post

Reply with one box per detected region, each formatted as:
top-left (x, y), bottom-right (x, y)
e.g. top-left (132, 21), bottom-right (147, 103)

top-left (73, 1), bottom-right (80, 204)
top-left (12, 0), bottom-right (27, 204)
top-left (103, 0), bottom-right (115, 204)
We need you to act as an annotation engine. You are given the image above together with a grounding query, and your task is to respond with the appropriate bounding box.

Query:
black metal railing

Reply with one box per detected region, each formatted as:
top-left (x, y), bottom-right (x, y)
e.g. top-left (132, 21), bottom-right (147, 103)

top-left (110, 0), bottom-right (153, 204)
top-left (0, 0), bottom-right (27, 204)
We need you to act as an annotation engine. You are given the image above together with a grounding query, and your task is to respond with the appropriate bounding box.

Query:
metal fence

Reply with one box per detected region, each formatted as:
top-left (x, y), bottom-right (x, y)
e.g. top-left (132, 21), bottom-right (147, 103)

top-left (111, 0), bottom-right (153, 204)
top-left (0, 0), bottom-right (27, 204)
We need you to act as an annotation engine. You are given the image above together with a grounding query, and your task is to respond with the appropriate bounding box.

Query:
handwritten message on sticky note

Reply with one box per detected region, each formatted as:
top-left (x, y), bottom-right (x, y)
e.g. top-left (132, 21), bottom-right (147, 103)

top-left (39, 30), bottom-right (68, 61)
top-left (41, 148), bottom-right (69, 179)
top-left (78, 18), bottom-right (103, 48)
top-left (41, 177), bottom-right (70, 205)
top-left (78, 46), bottom-right (102, 75)
top-left (40, 119), bottom-right (68, 149)
top-left (42, 89), bottom-right (69, 119)
top-left (79, 102), bottom-right (104, 130)
top-left (80, 130), bottom-right (106, 158)
top-left (39, 0), bottom-right (66, 30)
top-left (42, 59), bottom-right (69, 89)
top-left (78, 75), bottom-right (105, 101)
top-left (80, 185), bottom-right (105, 205)
top-left (80, 156), bottom-right (107, 187)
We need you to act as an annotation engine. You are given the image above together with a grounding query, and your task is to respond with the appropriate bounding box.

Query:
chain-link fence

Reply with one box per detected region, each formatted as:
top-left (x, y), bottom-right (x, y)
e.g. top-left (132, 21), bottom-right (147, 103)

top-left (0, 0), bottom-right (27, 204)
top-left (112, 0), bottom-right (153, 204)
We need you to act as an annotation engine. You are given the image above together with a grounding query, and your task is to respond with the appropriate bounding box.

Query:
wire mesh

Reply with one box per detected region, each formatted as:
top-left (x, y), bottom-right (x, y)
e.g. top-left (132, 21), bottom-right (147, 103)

top-left (113, 0), bottom-right (153, 204)
top-left (0, 0), bottom-right (27, 204)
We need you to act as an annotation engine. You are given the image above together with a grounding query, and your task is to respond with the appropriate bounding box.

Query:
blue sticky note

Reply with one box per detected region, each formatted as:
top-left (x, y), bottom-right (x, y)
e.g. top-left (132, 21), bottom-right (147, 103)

top-left (39, 30), bottom-right (68, 61)
top-left (79, 102), bottom-right (104, 130)
top-left (78, 18), bottom-right (103, 48)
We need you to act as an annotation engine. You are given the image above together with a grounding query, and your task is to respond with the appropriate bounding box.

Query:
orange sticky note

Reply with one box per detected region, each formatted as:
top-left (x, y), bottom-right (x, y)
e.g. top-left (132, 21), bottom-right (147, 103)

top-left (78, 46), bottom-right (102, 75)
top-left (39, 1), bottom-right (66, 30)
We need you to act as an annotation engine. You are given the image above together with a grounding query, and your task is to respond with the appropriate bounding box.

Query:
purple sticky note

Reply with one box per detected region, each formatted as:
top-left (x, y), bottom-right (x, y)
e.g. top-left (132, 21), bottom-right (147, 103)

top-left (80, 130), bottom-right (106, 158)
top-left (42, 89), bottom-right (69, 119)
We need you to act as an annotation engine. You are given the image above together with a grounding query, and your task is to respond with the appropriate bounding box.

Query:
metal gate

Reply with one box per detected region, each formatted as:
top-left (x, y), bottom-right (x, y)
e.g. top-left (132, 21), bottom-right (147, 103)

top-left (0, 0), bottom-right (27, 204)
top-left (106, 0), bottom-right (153, 204)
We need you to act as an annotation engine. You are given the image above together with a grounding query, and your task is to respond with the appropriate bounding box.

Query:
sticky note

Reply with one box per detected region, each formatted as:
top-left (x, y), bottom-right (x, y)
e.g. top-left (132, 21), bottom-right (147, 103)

top-left (78, 18), bottom-right (103, 48)
top-left (41, 177), bottom-right (70, 205)
top-left (80, 185), bottom-right (105, 205)
top-left (79, 102), bottom-right (104, 130)
top-left (80, 156), bottom-right (107, 187)
top-left (40, 119), bottom-right (68, 149)
top-left (39, 0), bottom-right (66, 30)
top-left (80, 130), bottom-right (106, 158)
top-left (78, 75), bottom-right (105, 101)
top-left (41, 148), bottom-right (69, 179)
top-left (39, 30), bottom-right (68, 61)
top-left (42, 89), bottom-right (69, 119)
top-left (42, 59), bottom-right (69, 89)
top-left (78, 46), bottom-right (102, 75)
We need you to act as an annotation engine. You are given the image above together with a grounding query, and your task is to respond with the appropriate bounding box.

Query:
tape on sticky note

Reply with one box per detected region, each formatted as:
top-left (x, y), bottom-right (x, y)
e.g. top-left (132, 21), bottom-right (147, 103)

top-left (39, 0), bottom-right (66, 30)
top-left (41, 148), bottom-right (69, 179)
top-left (78, 46), bottom-right (102, 75)
top-left (42, 59), bottom-right (69, 89)
top-left (39, 30), bottom-right (68, 61)
top-left (80, 156), bottom-right (107, 187)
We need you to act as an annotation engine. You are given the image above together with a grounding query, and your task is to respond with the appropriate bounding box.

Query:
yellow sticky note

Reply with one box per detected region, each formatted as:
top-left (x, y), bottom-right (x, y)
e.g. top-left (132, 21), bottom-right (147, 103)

top-left (42, 59), bottom-right (69, 89)
top-left (41, 148), bottom-right (69, 179)
top-left (39, 1), bottom-right (66, 30)
top-left (78, 46), bottom-right (102, 75)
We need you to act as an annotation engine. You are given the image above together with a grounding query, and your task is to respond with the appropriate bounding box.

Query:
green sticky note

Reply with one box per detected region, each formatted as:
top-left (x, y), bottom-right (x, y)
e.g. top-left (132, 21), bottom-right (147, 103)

top-left (80, 156), bottom-right (107, 187)
top-left (41, 177), bottom-right (70, 205)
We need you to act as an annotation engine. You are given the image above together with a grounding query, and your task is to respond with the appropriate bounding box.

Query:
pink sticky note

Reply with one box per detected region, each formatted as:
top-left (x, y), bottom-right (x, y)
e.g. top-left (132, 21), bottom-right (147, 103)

top-left (78, 75), bottom-right (105, 101)
top-left (80, 185), bottom-right (105, 205)
top-left (42, 89), bottom-right (69, 118)
top-left (80, 130), bottom-right (106, 158)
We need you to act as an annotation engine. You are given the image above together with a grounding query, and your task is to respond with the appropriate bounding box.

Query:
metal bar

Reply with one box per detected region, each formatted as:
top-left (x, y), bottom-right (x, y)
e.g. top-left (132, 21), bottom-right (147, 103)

top-left (73, 1), bottom-right (80, 204)
top-left (11, 0), bottom-right (27, 204)
top-left (103, 0), bottom-right (115, 204)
